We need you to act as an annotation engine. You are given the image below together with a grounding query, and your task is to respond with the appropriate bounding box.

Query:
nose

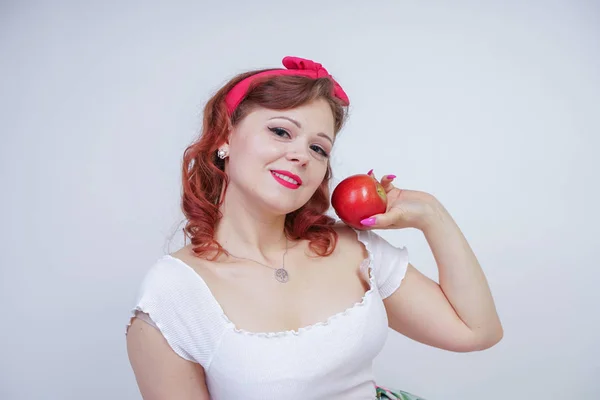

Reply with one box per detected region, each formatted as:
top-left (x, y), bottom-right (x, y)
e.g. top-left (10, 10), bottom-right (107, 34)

top-left (285, 144), bottom-right (310, 166)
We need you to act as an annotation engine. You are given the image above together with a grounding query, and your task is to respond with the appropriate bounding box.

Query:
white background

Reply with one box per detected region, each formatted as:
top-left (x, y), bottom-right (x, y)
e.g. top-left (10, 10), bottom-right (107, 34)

top-left (1, 1), bottom-right (599, 399)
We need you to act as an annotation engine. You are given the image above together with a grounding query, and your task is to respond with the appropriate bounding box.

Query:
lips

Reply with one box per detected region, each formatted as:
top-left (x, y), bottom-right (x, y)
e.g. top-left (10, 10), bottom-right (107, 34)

top-left (270, 170), bottom-right (302, 189)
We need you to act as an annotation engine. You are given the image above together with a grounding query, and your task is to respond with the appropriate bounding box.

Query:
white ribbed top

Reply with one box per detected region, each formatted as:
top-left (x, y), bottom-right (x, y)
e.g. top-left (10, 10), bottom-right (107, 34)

top-left (126, 229), bottom-right (409, 399)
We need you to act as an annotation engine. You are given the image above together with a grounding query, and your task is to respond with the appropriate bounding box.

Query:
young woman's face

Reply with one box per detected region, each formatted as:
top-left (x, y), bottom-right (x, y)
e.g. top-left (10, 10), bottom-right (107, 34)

top-left (224, 98), bottom-right (335, 216)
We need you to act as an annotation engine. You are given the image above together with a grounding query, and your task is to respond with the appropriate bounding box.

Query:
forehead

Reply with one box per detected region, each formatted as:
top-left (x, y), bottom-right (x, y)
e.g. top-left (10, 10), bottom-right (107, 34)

top-left (249, 99), bottom-right (335, 131)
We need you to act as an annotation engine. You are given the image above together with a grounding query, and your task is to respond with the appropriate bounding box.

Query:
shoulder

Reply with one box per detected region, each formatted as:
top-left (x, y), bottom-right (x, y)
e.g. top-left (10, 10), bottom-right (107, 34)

top-left (127, 254), bottom-right (227, 367)
top-left (137, 251), bottom-right (222, 308)
top-left (131, 256), bottom-right (208, 328)
top-left (332, 221), bottom-right (359, 242)
top-left (132, 249), bottom-right (220, 324)
top-left (169, 244), bottom-right (211, 267)
top-left (331, 221), bottom-right (368, 257)
top-left (137, 253), bottom-right (204, 294)
top-left (169, 243), bottom-right (223, 274)
top-left (331, 221), bottom-right (384, 256)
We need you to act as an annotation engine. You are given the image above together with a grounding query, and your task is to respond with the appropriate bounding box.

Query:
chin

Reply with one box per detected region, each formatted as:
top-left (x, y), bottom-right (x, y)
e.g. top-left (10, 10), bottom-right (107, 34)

top-left (262, 192), bottom-right (310, 216)
top-left (267, 200), bottom-right (305, 216)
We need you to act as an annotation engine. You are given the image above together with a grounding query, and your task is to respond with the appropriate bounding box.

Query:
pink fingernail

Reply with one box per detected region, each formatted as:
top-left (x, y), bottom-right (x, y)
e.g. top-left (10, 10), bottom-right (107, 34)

top-left (367, 169), bottom-right (373, 176)
top-left (360, 217), bottom-right (376, 226)
top-left (386, 174), bottom-right (396, 179)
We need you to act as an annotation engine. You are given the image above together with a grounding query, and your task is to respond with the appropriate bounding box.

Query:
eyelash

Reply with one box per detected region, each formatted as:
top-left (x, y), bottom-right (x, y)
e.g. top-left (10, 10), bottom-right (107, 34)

top-left (268, 127), bottom-right (329, 158)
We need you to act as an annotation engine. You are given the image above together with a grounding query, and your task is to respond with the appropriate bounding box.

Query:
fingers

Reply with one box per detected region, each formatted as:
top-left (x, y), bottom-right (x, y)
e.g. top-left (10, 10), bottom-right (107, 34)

top-left (360, 208), bottom-right (402, 229)
top-left (367, 169), bottom-right (396, 192)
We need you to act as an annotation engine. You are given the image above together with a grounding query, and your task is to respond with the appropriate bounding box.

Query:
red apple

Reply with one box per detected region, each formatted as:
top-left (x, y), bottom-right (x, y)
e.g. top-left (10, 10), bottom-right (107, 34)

top-left (331, 174), bottom-right (387, 229)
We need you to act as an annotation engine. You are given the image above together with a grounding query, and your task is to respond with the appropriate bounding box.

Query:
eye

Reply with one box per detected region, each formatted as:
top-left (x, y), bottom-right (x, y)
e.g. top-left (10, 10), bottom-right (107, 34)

top-left (268, 127), bottom-right (290, 138)
top-left (310, 145), bottom-right (329, 158)
top-left (269, 127), bottom-right (330, 158)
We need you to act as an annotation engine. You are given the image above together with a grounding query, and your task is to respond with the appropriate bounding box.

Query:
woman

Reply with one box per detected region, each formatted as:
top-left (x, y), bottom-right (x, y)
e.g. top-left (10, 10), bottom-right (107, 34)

top-left (125, 56), bottom-right (503, 399)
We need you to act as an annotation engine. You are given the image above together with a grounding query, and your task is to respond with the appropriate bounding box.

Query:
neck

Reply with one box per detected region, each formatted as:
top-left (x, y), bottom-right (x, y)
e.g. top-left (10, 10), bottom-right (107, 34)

top-left (214, 184), bottom-right (288, 264)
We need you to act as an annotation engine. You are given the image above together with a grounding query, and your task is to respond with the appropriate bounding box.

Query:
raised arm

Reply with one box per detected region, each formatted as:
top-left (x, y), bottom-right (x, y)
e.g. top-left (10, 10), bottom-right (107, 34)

top-left (361, 173), bottom-right (503, 352)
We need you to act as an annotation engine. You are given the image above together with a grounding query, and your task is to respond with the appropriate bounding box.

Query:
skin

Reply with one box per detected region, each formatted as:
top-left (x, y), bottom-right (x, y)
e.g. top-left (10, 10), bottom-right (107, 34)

top-left (126, 98), bottom-right (503, 399)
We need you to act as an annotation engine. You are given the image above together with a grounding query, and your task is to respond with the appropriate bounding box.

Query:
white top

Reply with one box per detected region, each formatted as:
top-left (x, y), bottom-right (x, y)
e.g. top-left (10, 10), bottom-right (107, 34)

top-left (126, 229), bottom-right (409, 399)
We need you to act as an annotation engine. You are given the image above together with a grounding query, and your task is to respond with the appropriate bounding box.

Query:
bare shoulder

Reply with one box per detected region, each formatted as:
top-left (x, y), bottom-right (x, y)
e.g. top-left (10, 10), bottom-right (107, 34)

top-left (170, 243), bottom-right (201, 263)
top-left (332, 221), bottom-right (361, 242)
top-left (331, 222), bottom-right (368, 258)
top-left (169, 244), bottom-right (216, 272)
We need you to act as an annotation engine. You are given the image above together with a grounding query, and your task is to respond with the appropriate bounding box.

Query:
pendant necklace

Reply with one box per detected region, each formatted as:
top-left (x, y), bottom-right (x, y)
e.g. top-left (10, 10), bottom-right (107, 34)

top-left (225, 237), bottom-right (289, 283)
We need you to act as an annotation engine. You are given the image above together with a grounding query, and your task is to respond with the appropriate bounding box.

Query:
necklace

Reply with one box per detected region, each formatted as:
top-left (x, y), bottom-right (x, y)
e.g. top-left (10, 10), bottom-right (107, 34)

top-left (225, 237), bottom-right (290, 283)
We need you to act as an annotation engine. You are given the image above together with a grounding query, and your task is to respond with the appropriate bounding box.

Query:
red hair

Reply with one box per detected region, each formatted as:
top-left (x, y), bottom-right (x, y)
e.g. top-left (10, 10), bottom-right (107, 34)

top-left (180, 69), bottom-right (349, 260)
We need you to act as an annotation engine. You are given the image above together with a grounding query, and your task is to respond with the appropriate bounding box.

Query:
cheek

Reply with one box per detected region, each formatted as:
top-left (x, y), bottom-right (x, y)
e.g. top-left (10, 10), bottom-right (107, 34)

top-left (228, 136), bottom-right (279, 179)
top-left (232, 135), bottom-right (267, 161)
top-left (245, 133), bottom-right (279, 158)
top-left (308, 164), bottom-right (329, 188)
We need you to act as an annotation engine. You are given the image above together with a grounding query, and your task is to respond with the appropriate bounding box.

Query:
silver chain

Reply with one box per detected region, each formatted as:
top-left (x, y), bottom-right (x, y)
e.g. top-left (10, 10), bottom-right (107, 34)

top-left (224, 237), bottom-right (290, 283)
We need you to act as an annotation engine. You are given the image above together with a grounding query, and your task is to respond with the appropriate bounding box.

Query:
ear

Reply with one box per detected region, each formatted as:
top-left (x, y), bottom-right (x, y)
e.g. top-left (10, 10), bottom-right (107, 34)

top-left (216, 126), bottom-right (232, 150)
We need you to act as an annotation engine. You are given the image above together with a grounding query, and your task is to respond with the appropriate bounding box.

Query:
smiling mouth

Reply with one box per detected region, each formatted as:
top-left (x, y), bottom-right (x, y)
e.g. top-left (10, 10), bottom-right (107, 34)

top-left (270, 171), bottom-right (301, 189)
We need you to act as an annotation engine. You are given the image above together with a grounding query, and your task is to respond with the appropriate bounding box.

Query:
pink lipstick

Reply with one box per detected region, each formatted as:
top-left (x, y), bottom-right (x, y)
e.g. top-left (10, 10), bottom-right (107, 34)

top-left (270, 170), bottom-right (302, 189)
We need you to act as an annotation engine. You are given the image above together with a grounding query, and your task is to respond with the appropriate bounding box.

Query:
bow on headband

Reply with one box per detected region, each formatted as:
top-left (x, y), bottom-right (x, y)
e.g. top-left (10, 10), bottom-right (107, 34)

top-left (224, 56), bottom-right (350, 115)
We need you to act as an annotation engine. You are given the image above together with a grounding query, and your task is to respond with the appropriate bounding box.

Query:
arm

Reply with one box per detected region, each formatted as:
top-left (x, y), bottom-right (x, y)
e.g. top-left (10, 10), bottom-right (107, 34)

top-left (384, 195), bottom-right (503, 352)
top-left (126, 317), bottom-right (210, 400)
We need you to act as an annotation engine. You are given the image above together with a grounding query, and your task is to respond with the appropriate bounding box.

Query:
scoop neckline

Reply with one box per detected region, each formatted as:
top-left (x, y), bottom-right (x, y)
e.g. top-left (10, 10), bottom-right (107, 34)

top-left (163, 229), bottom-right (377, 338)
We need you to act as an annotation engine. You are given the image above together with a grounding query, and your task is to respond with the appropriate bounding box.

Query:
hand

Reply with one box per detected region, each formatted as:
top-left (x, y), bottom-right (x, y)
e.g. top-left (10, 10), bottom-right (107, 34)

top-left (359, 170), bottom-right (442, 231)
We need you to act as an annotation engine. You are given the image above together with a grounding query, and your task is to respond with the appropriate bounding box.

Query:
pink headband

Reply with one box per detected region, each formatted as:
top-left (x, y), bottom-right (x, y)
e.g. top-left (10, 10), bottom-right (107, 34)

top-left (224, 56), bottom-right (350, 115)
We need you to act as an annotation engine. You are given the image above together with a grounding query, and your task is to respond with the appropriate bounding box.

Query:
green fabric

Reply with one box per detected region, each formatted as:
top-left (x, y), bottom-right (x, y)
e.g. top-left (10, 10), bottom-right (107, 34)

top-left (376, 385), bottom-right (427, 400)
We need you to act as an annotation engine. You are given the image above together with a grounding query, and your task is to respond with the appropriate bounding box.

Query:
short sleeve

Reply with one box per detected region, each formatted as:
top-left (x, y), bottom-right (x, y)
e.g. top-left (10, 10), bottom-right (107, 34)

top-left (125, 257), bottom-right (227, 368)
top-left (356, 229), bottom-right (409, 299)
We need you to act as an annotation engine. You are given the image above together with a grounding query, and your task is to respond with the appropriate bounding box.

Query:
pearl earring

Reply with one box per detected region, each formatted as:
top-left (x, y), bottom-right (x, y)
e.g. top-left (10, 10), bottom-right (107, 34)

top-left (217, 149), bottom-right (228, 159)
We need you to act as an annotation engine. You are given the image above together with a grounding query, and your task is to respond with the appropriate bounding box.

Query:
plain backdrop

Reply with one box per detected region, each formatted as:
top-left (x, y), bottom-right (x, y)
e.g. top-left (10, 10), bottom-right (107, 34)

top-left (1, 1), bottom-right (599, 399)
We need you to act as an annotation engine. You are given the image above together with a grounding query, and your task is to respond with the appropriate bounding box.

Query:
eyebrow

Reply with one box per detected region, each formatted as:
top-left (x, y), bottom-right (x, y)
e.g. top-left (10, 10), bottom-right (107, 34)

top-left (268, 116), bottom-right (334, 145)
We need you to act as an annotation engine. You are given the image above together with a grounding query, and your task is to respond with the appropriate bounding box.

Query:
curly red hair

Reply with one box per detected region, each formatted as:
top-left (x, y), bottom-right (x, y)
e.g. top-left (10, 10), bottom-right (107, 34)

top-left (180, 69), bottom-right (349, 260)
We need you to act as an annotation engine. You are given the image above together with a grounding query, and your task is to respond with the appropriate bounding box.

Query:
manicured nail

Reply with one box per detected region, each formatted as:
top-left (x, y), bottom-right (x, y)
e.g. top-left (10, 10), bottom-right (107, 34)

top-left (386, 174), bottom-right (396, 180)
top-left (367, 169), bottom-right (373, 176)
top-left (361, 217), bottom-right (376, 226)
